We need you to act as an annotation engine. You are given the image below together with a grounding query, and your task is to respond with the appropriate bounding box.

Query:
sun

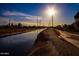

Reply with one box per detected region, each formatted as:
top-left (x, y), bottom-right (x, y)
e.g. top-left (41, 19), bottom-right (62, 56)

top-left (47, 7), bottom-right (56, 16)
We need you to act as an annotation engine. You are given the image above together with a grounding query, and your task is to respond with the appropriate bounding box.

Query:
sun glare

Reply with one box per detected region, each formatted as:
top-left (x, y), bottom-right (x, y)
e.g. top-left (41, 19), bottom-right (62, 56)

top-left (46, 6), bottom-right (57, 17)
top-left (48, 8), bottom-right (56, 16)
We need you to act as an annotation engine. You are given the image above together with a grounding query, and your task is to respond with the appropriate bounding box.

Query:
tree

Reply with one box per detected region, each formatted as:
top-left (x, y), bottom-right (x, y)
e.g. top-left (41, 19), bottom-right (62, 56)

top-left (18, 23), bottom-right (22, 28)
top-left (74, 11), bottom-right (79, 28)
top-left (55, 25), bottom-right (63, 30)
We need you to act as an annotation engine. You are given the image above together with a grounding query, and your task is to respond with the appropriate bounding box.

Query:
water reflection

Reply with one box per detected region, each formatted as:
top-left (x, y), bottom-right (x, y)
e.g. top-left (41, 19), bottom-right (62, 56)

top-left (0, 29), bottom-right (45, 56)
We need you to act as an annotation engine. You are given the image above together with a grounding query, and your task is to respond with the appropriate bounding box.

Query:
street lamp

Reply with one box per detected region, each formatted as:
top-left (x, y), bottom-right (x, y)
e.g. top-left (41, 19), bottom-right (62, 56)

top-left (47, 8), bottom-right (56, 27)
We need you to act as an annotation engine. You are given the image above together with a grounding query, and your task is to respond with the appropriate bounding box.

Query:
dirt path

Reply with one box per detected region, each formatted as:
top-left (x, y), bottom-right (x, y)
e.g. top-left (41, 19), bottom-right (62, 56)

top-left (58, 30), bottom-right (79, 49)
top-left (28, 28), bottom-right (79, 56)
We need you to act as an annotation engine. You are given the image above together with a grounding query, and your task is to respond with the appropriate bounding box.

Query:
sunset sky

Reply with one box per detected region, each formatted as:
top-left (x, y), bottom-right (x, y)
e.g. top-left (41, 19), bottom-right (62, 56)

top-left (0, 3), bottom-right (79, 26)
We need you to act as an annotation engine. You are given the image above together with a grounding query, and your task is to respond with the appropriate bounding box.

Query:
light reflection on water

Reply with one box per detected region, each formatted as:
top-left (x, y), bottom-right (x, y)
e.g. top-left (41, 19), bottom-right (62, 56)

top-left (0, 29), bottom-right (45, 55)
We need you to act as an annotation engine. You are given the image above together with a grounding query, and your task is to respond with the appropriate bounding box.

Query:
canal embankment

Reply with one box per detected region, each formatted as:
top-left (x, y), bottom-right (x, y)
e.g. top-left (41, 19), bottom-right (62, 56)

top-left (28, 28), bottom-right (79, 56)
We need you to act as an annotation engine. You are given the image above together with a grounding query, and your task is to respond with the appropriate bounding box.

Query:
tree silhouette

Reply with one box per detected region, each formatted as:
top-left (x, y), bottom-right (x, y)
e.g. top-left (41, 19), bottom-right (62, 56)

top-left (18, 23), bottom-right (22, 28)
top-left (74, 11), bottom-right (79, 28)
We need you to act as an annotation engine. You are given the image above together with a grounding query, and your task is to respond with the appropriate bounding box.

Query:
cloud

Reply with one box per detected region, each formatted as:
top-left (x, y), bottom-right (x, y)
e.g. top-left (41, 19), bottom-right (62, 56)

top-left (2, 11), bottom-right (31, 17)
top-left (2, 11), bottom-right (37, 22)
top-left (0, 17), bottom-right (9, 25)
top-left (2, 11), bottom-right (49, 21)
top-left (2, 11), bottom-right (38, 21)
top-left (0, 11), bottom-right (50, 26)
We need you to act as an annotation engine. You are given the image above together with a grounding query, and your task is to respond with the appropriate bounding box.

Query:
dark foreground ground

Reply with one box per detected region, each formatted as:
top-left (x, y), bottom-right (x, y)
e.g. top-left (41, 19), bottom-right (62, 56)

top-left (27, 28), bottom-right (79, 56)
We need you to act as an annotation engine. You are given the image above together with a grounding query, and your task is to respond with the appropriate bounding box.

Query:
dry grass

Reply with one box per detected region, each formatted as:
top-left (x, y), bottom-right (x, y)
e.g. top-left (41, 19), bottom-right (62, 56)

top-left (0, 28), bottom-right (42, 38)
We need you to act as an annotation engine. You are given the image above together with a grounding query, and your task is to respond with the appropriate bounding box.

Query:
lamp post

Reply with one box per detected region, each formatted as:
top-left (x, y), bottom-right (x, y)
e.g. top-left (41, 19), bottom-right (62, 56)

top-left (47, 8), bottom-right (55, 28)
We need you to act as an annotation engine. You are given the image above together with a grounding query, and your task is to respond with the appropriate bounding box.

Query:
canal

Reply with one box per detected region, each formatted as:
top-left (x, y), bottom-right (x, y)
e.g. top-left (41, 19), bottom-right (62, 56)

top-left (0, 29), bottom-right (45, 56)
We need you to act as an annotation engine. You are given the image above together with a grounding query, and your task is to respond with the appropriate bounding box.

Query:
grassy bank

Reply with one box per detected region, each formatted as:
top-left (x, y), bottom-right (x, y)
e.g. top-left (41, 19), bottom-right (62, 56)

top-left (0, 27), bottom-right (43, 38)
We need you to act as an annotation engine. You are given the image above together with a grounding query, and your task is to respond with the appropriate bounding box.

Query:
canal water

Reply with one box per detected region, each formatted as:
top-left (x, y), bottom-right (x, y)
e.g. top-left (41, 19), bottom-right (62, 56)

top-left (0, 29), bottom-right (45, 56)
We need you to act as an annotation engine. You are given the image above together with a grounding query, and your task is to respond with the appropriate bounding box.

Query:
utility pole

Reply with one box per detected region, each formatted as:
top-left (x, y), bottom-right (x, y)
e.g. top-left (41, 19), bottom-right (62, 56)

top-left (9, 19), bottom-right (10, 26)
top-left (37, 16), bottom-right (38, 27)
top-left (52, 16), bottom-right (53, 27)
top-left (39, 20), bottom-right (41, 26)
top-left (48, 20), bottom-right (50, 27)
